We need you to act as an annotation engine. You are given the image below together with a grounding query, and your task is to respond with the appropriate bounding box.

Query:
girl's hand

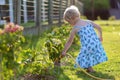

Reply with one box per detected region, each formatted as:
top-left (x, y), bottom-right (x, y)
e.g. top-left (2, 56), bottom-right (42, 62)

top-left (61, 52), bottom-right (66, 58)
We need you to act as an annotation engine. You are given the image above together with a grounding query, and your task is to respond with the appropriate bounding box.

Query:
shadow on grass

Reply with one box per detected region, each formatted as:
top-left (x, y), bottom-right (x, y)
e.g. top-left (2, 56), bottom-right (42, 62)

top-left (76, 70), bottom-right (115, 80)
top-left (53, 66), bottom-right (71, 80)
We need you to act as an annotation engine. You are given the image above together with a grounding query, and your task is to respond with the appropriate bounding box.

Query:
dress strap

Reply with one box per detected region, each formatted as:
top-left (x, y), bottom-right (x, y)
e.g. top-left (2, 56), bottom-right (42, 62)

top-left (86, 20), bottom-right (93, 26)
top-left (73, 20), bottom-right (93, 29)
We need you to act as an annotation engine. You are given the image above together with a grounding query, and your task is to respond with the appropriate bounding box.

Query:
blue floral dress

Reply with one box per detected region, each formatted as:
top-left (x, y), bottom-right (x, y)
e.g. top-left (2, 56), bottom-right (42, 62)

top-left (75, 21), bottom-right (108, 68)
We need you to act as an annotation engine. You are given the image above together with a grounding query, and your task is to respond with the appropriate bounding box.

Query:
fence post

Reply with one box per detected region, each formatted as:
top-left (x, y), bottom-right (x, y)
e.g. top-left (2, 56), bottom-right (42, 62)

top-left (34, 0), bottom-right (36, 22)
top-left (35, 0), bottom-right (42, 34)
top-left (9, 0), bottom-right (14, 22)
top-left (70, 0), bottom-right (72, 5)
top-left (66, 0), bottom-right (68, 7)
top-left (59, 0), bottom-right (62, 26)
top-left (23, 0), bottom-right (28, 23)
top-left (13, 0), bottom-right (21, 24)
top-left (17, 0), bottom-right (21, 24)
top-left (48, 0), bottom-right (53, 26)
top-left (70, 0), bottom-right (75, 5)
top-left (13, 0), bottom-right (17, 24)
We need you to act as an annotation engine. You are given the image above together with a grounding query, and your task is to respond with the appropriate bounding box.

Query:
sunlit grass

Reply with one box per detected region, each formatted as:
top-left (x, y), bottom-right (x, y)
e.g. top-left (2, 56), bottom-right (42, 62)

top-left (100, 25), bottom-right (120, 79)
top-left (21, 21), bottom-right (35, 28)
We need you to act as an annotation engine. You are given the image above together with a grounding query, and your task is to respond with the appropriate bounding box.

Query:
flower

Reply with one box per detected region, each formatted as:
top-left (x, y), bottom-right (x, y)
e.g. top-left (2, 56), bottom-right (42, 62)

top-left (4, 23), bottom-right (24, 33)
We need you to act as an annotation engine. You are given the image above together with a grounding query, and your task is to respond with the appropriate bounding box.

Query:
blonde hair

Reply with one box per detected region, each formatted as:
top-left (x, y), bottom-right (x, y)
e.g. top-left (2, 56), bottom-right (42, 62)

top-left (63, 5), bottom-right (80, 21)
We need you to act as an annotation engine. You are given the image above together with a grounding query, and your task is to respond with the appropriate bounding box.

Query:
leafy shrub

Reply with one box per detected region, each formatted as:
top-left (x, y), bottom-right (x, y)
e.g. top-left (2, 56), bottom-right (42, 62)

top-left (82, 0), bottom-right (110, 10)
top-left (17, 48), bottom-right (53, 76)
top-left (81, 15), bottom-right (87, 19)
top-left (49, 24), bottom-right (79, 45)
top-left (108, 16), bottom-right (116, 21)
top-left (97, 16), bottom-right (102, 20)
top-left (45, 38), bottom-right (64, 63)
top-left (44, 24), bottom-right (79, 65)
top-left (0, 23), bottom-right (25, 79)
top-left (51, 25), bottom-right (71, 38)
top-left (0, 24), bottom-right (4, 29)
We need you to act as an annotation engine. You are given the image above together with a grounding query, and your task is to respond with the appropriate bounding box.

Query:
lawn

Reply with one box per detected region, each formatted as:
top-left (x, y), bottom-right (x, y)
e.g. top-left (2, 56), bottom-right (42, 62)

top-left (22, 20), bottom-right (120, 80)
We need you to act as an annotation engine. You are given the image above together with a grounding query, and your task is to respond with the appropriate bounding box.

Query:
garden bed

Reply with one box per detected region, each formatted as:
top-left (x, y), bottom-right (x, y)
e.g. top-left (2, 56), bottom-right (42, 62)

top-left (21, 74), bottom-right (56, 80)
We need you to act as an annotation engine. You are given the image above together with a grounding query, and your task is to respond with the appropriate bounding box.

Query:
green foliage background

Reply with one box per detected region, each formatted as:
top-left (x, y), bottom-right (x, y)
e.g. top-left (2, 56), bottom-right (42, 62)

top-left (81, 0), bottom-right (110, 10)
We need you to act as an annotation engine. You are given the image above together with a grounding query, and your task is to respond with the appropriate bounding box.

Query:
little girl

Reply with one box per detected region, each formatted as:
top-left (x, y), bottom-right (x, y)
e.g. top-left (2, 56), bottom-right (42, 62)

top-left (61, 5), bottom-right (108, 72)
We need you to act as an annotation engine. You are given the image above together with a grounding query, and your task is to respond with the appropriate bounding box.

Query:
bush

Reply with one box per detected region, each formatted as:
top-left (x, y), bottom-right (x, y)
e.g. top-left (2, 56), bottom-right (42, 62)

top-left (82, 0), bottom-right (110, 10)
top-left (0, 23), bottom-right (54, 79)
top-left (97, 16), bottom-right (102, 20)
top-left (108, 16), bottom-right (116, 21)
top-left (17, 48), bottom-right (53, 76)
top-left (0, 24), bottom-right (4, 29)
top-left (81, 15), bottom-right (87, 19)
top-left (45, 38), bottom-right (63, 63)
top-left (0, 23), bottom-right (25, 79)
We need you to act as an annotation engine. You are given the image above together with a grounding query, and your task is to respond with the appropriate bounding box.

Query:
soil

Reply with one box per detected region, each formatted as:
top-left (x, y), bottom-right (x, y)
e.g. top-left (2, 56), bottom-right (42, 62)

top-left (21, 74), bottom-right (56, 80)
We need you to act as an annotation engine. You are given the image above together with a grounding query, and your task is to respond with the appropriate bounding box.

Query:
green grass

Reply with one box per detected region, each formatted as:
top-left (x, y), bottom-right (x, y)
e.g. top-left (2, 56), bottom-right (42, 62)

top-left (20, 20), bottom-right (62, 28)
top-left (23, 20), bottom-right (120, 80)
top-left (95, 20), bottom-right (120, 26)
top-left (21, 21), bottom-right (35, 28)
top-left (99, 24), bottom-right (120, 80)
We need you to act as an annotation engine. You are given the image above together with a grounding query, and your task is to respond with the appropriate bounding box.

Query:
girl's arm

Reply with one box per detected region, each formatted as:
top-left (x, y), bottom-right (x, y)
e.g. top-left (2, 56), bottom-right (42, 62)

top-left (61, 29), bottom-right (76, 57)
top-left (91, 21), bottom-right (103, 41)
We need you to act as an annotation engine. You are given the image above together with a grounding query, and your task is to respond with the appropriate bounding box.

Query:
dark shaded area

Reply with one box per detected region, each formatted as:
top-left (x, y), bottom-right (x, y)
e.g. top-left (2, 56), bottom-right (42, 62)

top-left (84, 9), bottom-right (110, 20)
top-left (110, 0), bottom-right (119, 8)
top-left (83, 0), bottom-right (120, 20)
top-left (109, 0), bottom-right (120, 19)
top-left (22, 74), bottom-right (56, 80)
top-left (1, 16), bottom-right (10, 23)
